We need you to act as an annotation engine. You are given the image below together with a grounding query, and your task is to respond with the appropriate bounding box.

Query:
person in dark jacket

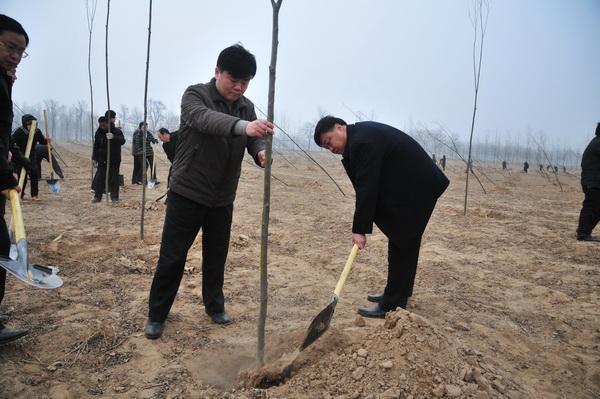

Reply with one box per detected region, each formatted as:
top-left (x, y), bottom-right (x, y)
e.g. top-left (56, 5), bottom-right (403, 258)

top-left (91, 112), bottom-right (126, 202)
top-left (314, 116), bottom-right (449, 318)
top-left (34, 143), bottom-right (64, 179)
top-left (576, 122), bottom-right (600, 242)
top-left (523, 161), bottom-right (529, 173)
top-left (0, 14), bottom-right (30, 344)
top-left (145, 45), bottom-right (273, 339)
top-left (12, 114), bottom-right (47, 200)
top-left (156, 127), bottom-right (177, 186)
top-left (131, 122), bottom-right (158, 184)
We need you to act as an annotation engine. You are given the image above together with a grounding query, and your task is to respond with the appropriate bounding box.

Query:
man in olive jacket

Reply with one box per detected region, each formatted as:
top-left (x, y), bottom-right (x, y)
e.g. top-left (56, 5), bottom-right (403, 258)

top-left (576, 122), bottom-right (600, 242)
top-left (314, 116), bottom-right (449, 318)
top-left (145, 45), bottom-right (274, 339)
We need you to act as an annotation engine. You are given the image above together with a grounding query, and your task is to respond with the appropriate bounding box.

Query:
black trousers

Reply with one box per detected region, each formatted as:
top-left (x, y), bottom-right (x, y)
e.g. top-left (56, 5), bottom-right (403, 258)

top-left (20, 165), bottom-right (39, 198)
top-left (376, 199), bottom-right (438, 311)
top-left (0, 197), bottom-right (11, 307)
top-left (577, 186), bottom-right (600, 236)
top-left (93, 161), bottom-right (120, 199)
top-left (132, 155), bottom-right (156, 184)
top-left (148, 191), bottom-right (233, 322)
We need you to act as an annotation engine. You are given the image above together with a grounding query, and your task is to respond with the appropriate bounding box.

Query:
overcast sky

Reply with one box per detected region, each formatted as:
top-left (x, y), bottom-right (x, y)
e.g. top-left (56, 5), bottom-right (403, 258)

top-left (3, 0), bottom-right (599, 148)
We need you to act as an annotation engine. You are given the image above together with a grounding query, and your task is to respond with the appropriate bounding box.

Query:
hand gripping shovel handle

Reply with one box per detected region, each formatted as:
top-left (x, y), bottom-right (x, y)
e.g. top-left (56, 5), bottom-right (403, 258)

top-left (333, 244), bottom-right (359, 298)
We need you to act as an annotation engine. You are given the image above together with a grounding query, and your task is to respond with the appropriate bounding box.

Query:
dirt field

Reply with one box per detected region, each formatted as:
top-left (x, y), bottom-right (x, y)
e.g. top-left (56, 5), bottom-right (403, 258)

top-left (0, 142), bottom-right (598, 399)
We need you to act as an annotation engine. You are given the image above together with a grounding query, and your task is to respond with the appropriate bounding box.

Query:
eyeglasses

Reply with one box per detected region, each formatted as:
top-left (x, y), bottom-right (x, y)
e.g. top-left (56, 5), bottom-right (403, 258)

top-left (0, 41), bottom-right (28, 58)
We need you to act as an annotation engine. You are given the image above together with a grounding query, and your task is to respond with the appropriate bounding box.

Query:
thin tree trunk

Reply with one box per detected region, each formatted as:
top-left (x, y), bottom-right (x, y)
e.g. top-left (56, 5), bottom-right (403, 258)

top-left (258, 0), bottom-right (283, 366)
top-left (140, 0), bottom-right (153, 240)
top-left (104, 0), bottom-right (111, 204)
top-left (463, 0), bottom-right (489, 215)
top-left (86, 0), bottom-right (97, 184)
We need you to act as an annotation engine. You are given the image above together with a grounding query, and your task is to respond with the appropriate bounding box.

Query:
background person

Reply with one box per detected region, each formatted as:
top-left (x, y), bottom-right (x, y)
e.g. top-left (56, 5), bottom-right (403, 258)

top-left (576, 122), bottom-right (600, 242)
top-left (12, 114), bottom-right (47, 200)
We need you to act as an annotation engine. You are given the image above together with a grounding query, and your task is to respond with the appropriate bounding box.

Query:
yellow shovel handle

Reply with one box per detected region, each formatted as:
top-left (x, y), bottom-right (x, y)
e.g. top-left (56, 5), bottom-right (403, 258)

top-left (43, 109), bottom-right (53, 168)
top-left (8, 189), bottom-right (25, 241)
top-left (333, 244), bottom-right (359, 297)
top-left (18, 120), bottom-right (37, 189)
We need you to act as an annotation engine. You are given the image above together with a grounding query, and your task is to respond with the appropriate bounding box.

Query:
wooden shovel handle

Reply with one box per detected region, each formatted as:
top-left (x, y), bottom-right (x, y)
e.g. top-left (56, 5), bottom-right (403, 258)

top-left (8, 189), bottom-right (25, 241)
top-left (43, 110), bottom-right (54, 168)
top-left (18, 120), bottom-right (37, 189)
top-left (333, 244), bottom-right (359, 297)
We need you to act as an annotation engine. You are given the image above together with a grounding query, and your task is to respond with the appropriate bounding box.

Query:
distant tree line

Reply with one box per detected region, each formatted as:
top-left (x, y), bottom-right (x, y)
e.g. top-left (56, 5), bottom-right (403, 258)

top-left (11, 99), bottom-right (583, 169)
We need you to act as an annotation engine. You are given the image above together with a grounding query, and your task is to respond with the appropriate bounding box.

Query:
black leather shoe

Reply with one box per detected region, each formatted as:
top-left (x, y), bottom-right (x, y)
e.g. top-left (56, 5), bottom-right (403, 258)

top-left (0, 315), bottom-right (9, 324)
top-left (209, 311), bottom-right (232, 325)
top-left (91, 196), bottom-right (102, 203)
top-left (357, 304), bottom-right (388, 319)
top-left (144, 320), bottom-right (164, 339)
top-left (0, 324), bottom-right (28, 344)
top-left (577, 234), bottom-right (600, 242)
top-left (367, 294), bottom-right (384, 303)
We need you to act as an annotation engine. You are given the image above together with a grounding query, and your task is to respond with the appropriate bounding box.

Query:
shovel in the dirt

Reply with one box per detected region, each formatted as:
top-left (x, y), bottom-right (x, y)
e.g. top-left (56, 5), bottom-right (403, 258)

top-left (0, 189), bottom-right (63, 289)
top-left (299, 244), bottom-right (359, 351)
top-left (43, 110), bottom-right (60, 193)
top-left (147, 145), bottom-right (157, 189)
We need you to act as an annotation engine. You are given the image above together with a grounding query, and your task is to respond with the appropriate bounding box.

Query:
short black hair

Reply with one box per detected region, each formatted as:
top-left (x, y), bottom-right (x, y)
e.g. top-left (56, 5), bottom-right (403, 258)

top-left (138, 121), bottom-right (147, 129)
top-left (596, 122), bottom-right (600, 137)
top-left (217, 44), bottom-right (256, 79)
top-left (314, 116), bottom-right (347, 147)
top-left (0, 15), bottom-right (29, 46)
top-left (98, 116), bottom-right (108, 123)
top-left (105, 110), bottom-right (116, 118)
top-left (158, 127), bottom-right (170, 135)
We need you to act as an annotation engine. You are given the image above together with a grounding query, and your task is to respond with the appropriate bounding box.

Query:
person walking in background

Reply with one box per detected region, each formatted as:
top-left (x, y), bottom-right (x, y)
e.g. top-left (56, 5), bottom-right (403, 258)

top-left (502, 160), bottom-right (507, 170)
top-left (576, 122), bottom-right (600, 242)
top-left (314, 116), bottom-right (449, 318)
top-left (145, 45), bottom-right (273, 339)
top-left (12, 114), bottom-right (48, 200)
top-left (91, 113), bottom-right (125, 203)
top-left (0, 14), bottom-right (30, 344)
top-left (523, 161), bottom-right (529, 173)
top-left (132, 122), bottom-right (158, 185)
top-left (440, 154), bottom-right (446, 171)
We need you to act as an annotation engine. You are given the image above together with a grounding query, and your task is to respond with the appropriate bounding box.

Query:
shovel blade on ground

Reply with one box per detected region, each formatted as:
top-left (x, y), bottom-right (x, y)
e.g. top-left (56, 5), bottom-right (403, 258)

top-left (1, 239), bottom-right (62, 289)
top-left (299, 296), bottom-right (338, 351)
top-left (47, 179), bottom-right (61, 193)
top-left (147, 179), bottom-right (157, 189)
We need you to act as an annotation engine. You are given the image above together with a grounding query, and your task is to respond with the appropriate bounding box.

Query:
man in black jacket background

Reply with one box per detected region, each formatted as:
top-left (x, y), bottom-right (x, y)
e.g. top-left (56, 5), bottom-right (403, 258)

top-left (0, 14), bottom-right (29, 344)
top-left (131, 122), bottom-right (158, 185)
top-left (576, 122), bottom-right (600, 242)
top-left (12, 114), bottom-right (47, 200)
top-left (314, 116), bottom-right (449, 318)
top-left (91, 112), bottom-right (126, 202)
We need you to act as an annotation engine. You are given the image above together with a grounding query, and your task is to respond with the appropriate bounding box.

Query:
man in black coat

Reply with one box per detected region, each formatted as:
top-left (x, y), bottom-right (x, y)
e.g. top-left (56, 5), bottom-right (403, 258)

top-left (91, 112), bottom-right (125, 202)
top-left (12, 114), bottom-right (47, 200)
top-left (314, 116), bottom-right (449, 318)
top-left (0, 14), bottom-right (30, 344)
top-left (156, 127), bottom-right (177, 187)
top-left (576, 122), bottom-right (600, 242)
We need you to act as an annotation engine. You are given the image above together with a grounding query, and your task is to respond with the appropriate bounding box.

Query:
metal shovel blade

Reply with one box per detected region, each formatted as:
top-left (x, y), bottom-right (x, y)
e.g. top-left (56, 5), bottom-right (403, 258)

top-left (299, 294), bottom-right (338, 351)
top-left (0, 239), bottom-right (62, 289)
top-left (47, 179), bottom-right (61, 193)
top-left (147, 179), bottom-right (156, 189)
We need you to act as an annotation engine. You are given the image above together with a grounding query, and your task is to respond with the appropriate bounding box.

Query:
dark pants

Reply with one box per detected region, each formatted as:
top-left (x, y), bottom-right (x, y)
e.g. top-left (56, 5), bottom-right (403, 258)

top-left (93, 161), bottom-right (120, 199)
top-left (376, 199), bottom-right (437, 311)
top-left (577, 186), bottom-right (600, 236)
top-left (133, 155), bottom-right (156, 184)
top-left (20, 165), bottom-right (39, 198)
top-left (0, 197), bottom-right (11, 307)
top-left (148, 191), bottom-right (233, 322)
